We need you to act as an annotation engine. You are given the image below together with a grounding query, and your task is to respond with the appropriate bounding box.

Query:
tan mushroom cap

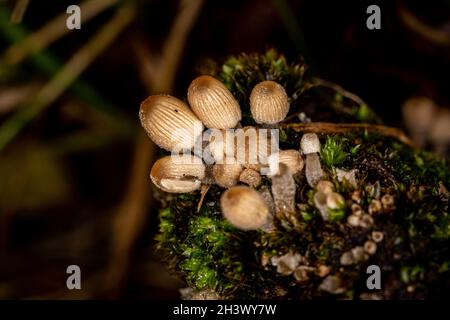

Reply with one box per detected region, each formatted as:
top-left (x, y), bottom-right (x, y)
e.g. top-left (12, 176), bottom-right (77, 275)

top-left (220, 186), bottom-right (269, 230)
top-left (250, 80), bottom-right (289, 124)
top-left (150, 155), bottom-right (205, 193)
top-left (139, 95), bottom-right (203, 151)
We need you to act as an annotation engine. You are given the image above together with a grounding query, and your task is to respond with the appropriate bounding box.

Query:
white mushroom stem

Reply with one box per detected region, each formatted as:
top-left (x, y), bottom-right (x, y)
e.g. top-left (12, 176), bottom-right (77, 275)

top-left (270, 163), bottom-right (296, 214)
top-left (305, 153), bottom-right (324, 188)
top-left (250, 80), bottom-right (290, 125)
top-left (313, 191), bottom-right (329, 220)
top-left (300, 133), bottom-right (323, 187)
top-left (259, 186), bottom-right (276, 232)
top-left (139, 95), bottom-right (203, 151)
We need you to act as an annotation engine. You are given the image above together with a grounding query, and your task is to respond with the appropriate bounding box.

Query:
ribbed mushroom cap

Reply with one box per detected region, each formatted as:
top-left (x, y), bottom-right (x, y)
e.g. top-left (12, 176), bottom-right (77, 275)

top-left (300, 133), bottom-right (321, 154)
top-left (188, 75), bottom-right (241, 129)
top-left (208, 126), bottom-right (276, 169)
top-left (239, 168), bottom-right (262, 187)
top-left (268, 149), bottom-right (304, 175)
top-left (250, 80), bottom-right (289, 124)
top-left (150, 155), bottom-right (205, 193)
top-left (212, 162), bottom-right (243, 188)
top-left (402, 96), bottom-right (436, 133)
top-left (316, 180), bottom-right (335, 195)
top-left (139, 95), bottom-right (203, 151)
top-left (220, 186), bottom-right (268, 230)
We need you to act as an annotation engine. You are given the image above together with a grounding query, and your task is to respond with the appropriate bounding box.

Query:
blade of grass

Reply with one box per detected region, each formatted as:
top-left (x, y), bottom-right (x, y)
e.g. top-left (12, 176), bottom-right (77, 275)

top-left (4, 0), bottom-right (120, 65)
top-left (105, 0), bottom-right (205, 296)
top-left (0, 6), bottom-right (134, 135)
top-left (10, 0), bottom-right (30, 24)
top-left (270, 0), bottom-right (316, 72)
top-left (398, 0), bottom-right (450, 46)
top-left (0, 4), bottom-right (135, 150)
top-left (49, 130), bottom-right (120, 155)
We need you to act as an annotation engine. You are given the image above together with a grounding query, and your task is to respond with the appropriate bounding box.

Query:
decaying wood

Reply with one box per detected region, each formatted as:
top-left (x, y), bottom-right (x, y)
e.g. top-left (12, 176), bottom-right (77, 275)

top-left (282, 122), bottom-right (414, 147)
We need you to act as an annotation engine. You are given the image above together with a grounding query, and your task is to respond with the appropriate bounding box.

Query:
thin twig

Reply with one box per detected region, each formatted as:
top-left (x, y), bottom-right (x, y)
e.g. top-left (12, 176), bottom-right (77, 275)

top-left (398, 0), bottom-right (450, 46)
top-left (131, 34), bottom-right (160, 91)
top-left (105, 0), bottom-right (204, 297)
top-left (197, 184), bottom-right (211, 213)
top-left (3, 0), bottom-right (120, 65)
top-left (105, 133), bottom-right (155, 297)
top-left (10, 0), bottom-right (30, 24)
top-left (158, 0), bottom-right (205, 92)
top-left (312, 77), bottom-right (369, 107)
top-left (0, 4), bottom-right (135, 151)
top-left (0, 82), bottom-right (41, 114)
top-left (282, 122), bottom-right (414, 147)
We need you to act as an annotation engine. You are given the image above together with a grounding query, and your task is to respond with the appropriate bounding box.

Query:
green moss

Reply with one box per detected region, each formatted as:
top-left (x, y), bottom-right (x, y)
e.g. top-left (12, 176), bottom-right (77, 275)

top-left (299, 204), bottom-right (316, 222)
top-left (218, 50), bottom-right (309, 125)
top-left (328, 208), bottom-right (347, 222)
top-left (321, 135), bottom-right (349, 169)
top-left (356, 104), bottom-right (377, 122)
top-left (401, 265), bottom-right (425, 284)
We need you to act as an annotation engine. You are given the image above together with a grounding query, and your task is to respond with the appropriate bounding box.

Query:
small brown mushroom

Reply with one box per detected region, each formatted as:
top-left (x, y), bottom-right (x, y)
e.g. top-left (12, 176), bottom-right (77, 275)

top-left (316, 180), bottom-right (335, 195)
top-left (364, 240), bottom-right (377, 255)
top-left (220, 186), bottom-right (269, 230)
top-left (239, 168), bottom-right (262, 187)
top-left (268, 149), bottom-right (304, 175)
top-left (314, 190), bottom-right (344, 221)
top-left (402, 96), bottom-right (437, 147)
top-left (371, 231), bottom-right (384, 243)
top-left (301, 133), bottom-right (323, 187)
top-left (250, 80), bottom-right (289, 125)
top-left (270, 163), bottom-right (297, 213)
top-left (139, 95), bottom-right (203, 151)
top-left (150, 155), bottom-right (205, 193)
top-left (428, 108), bottom-right (450, 155)
top-left (326, 192), bottom-right (345, 210)
top-left (212, 162), bottom-right (243, 188)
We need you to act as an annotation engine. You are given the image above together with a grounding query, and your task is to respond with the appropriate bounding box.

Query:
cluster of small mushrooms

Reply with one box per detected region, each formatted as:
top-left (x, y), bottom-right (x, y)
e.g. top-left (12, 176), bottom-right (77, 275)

top-left (139, 75), bottom-right (333, 231)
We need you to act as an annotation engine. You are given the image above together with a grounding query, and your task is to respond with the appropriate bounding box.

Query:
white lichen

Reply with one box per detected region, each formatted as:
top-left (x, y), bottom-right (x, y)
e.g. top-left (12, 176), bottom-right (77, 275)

top-left (319, 275), bottom-right (347, 294)
top-left (335, 168), bottom-right (358, 189)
